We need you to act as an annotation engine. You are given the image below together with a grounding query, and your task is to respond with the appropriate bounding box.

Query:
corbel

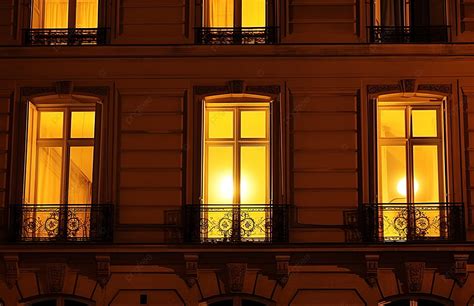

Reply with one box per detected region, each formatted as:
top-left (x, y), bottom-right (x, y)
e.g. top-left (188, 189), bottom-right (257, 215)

top-left (227, 80), bottom-right (245, 94)
top-left (3, 255), bottom-right (19, 289)
top-left (55, 81), bottom-right (74, 98)
top-left (275, 255), bottom-right (290, 287)
top-left (96, 255), bottom-right (111, 288)
top-left (404, 262), bottom-right (425, 293)
top-left (364, 255), bottom-right (379, 288)
top-left (225, 263), bottom-right (247, 293)
top-left (46, 263), bottom-right (67, 293)
top-left (183, 254), bottom-right (198, 288)
top-left (446, 254), bottom-right (469, 287)
top-left (399, 79), bottom-right (417, 94)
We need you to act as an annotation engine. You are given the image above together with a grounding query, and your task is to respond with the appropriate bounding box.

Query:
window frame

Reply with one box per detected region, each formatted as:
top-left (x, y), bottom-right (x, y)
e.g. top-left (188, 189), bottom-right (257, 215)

top-left (28, 0), bottom-right (104, 29)
top-left (187, 85), bottom-right (287, 243)
top-left (23, 102), bottom-right (101, 205)
top-left (196, 0), bottom-right (276, 29)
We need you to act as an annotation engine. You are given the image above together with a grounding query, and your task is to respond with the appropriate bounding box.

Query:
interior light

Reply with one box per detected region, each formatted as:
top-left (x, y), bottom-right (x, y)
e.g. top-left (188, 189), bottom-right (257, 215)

top-left (220, 175), bottom-right (234, 200)
top-left (396, 178), bottom-right (420, 196)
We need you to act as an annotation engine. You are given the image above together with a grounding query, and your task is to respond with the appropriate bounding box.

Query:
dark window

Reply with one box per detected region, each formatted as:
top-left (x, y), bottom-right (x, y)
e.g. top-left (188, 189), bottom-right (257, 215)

top-left (64, 300), bottom-right (88, 306)
top-left (242, 300), bottom-right (266, 306)
top-left (209, 300), bottom-right (233, 306)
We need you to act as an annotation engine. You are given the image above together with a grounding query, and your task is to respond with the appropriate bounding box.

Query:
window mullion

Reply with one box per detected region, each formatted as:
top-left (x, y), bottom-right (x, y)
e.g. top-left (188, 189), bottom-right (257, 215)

top-left (69, 0), bottom-right (77, 28)
top-left (235, 0), bottom-right (242, 27)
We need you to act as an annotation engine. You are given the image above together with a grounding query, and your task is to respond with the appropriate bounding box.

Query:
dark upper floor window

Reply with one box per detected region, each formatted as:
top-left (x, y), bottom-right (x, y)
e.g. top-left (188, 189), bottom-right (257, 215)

top-left (25, 0), bottom-right (107, 46)
top-left (369, 0), bottom-right (449, 43)
top-left (195, 0), bottom-right (277, 44)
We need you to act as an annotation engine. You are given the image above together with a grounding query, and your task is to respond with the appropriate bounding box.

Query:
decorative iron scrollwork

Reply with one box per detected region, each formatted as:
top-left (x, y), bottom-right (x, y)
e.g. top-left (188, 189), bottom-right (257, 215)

top-left (24, 28), bottom-right (108, 46)
top-left (195, 27), bottom-right (278, 45)
top-left (368, 26), bottom-right (449, 43)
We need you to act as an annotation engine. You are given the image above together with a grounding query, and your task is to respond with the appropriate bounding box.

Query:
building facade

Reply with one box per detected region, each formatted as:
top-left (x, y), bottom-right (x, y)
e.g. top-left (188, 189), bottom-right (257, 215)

top-left (1, 0), bottom-right (474, 305)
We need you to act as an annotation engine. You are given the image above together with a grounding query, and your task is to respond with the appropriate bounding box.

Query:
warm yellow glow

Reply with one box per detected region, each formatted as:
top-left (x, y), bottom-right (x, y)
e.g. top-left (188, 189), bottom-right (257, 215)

top-left (414, 145), bottom-right (439, 203)
top-left (379, 145), bottom-right (407, 203)
top-left (39, 112), bottom-right (64, 138)
top-left (242, 0), bottom-right (266, 27)
top-left (208, 111), bottom-right (234, 138)
top-left (379, 109), bottom-right (405, 138)
top-left (240, 146), bottom-right (267, 204)
top-left (76, 0), bottom-right (99, 28)
top-left (240, 110), bottom-right (266, 138)
top-left (32, 0), bottom-right (69, 29)
top-left (396, 178), bottom-right (420, 197)
top-left (206, 146), bottom-right (234, 204)
top-left (219, 175), bottom-right (234, 200)
top-left (71, 111), bottom-right (95, 138)
top-left (68, 146), bottom-right (94, 204)
top-left (204, 0), bottom-right (234, 27)
top-left (412, 110), bottom-right (438, 137)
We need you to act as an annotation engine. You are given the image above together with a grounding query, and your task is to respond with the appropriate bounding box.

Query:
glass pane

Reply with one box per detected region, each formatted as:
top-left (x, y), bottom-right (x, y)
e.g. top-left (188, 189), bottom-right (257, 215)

top-left (68, 147), bottom-right (94, 204)
top-left (32, 300), bottom-right (57, 306)
top-left (205, 146), bottom-right (234, 204)
top-left (24, 104), bottom-right (39, 204)
top-left (32, 0), bottom-right (69, 29)
top-left (240, 146), bottom-right (267, 204)
top-left (208, 111), bottom-right (234, 139)
top-left (240, 110), bottom-right (266, 138)
top-left (39, 112), bottom-right (64, 138)
top-left (71, 111), bottom-right (96, 138)
top-left (204, 0), bottom-right (234, 27)
top-left (379, 146), bottom-right (407, 203)
top-left (36, 147), bottom-right (63, 204)
top-left (413, 145), bottom-right (440, 203)
top-left (379, 109), bottom-right (405, 138)
top-left (242, 0), bottom-right (266, 27)
top-left (76, 0), bottom-right (99, 28)
top-left (65, 301), bottom-right (88, 306)
top-left (412, 109), bottom-right (438, 137)
top-left (379, 145), bottom-right (407, 241)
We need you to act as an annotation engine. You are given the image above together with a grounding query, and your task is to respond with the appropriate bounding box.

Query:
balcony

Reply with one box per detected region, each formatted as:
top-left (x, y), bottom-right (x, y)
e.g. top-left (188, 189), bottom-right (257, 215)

top-left (10, 204), bottom-right (113, 243)
top-left (360, 203), bottom-right (465, 243)
top-left (183, 204), bottom-right (288, 243)
top-left (23, 28), bottom-right (109, 46)
top-left (368, 26), bottom-right (450, 43)
top-left (195, 27), bottom-right (278, 45)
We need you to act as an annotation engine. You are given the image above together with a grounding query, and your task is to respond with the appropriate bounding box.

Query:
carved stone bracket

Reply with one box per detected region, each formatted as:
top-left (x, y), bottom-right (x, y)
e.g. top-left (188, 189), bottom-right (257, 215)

top-left (225, 263), bottom-right (247, 293)
top-left (96, 256), bottom-right (111, 288)
top-left (194, 82), bottom-right (280, 97)
top-left (55, 81), bottom-right (74, 97)
top-left (275, 255), bottom-right (290, 287)
top-left (183, 254), bottom-right (198, 288)
top-left (228, 80), bottom-right (246, 94)
top-left (404, 262), bottom-right (425, 292)
top-left (368, 81), bottom-right (452, 97)
top-left (46, 263), bottom-right (66, 293)
top-left (3, 255), bottom-right (19, 289)
top-left (364, 255), bottom-right (379, 288)
top-left (446, 254), bottom-right (469, 287)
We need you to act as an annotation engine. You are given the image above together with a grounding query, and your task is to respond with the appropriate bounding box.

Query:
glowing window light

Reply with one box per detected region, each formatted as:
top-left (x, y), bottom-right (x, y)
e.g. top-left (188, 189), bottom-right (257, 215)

top-left (396, 178), bottom-right (420, 197)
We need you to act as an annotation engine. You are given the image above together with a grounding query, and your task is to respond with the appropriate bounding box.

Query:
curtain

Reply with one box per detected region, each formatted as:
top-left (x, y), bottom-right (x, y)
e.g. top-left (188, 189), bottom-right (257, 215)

top-left (411, 0), bottom-right (445, 26)
top-left (204, 0), bottom-right (233, 27)
top-left (242, 0), bottom-right (266, 27)
top-left (43, 0), bottom-right (69, 28)
top-left (76, 0), bottom-right (99, 28)
top-left (380, 0), bottom-right (404, 26)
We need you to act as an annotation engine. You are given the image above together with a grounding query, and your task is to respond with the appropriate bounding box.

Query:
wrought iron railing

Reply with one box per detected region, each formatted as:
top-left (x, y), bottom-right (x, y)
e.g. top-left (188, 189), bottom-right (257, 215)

top-left (195, 27), bottom-right (278, 45)
top-left (368, 26), bottom-right (450, 43)
top-left (183, 204), bottom-right (288, 243)
top-left (23, 28), bottom-right (109, 46)
top-left (360, 203), bottom-right (464, 242)
top-left (10, 204), bottom-right (114, 242)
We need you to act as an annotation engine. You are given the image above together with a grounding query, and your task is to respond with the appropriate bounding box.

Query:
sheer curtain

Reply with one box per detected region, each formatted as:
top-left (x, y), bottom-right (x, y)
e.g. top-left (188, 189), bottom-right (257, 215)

top-left (76, 0), bottom-right (99, 28)
top-left (32, 0), bottom-right (69, 28)
top-left (380, 0), bottom-right (404, 26)
top-left (204, 0), bottom-right (233, 27)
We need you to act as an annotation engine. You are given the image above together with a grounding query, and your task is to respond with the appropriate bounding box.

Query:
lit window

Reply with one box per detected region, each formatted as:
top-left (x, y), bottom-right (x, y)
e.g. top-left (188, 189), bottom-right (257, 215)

top-left (377, 100), bottom-right (445, 241)
top-left (27, 0), bottom-right (104, 46)
top-left (22, 102), bottom-right (97, 240)
top-left (202, 100), bottom-right (271, 242)
top-left (31, 0), bottom-right (99, 29)
top-left (197, 0), bottom-right (276, 45)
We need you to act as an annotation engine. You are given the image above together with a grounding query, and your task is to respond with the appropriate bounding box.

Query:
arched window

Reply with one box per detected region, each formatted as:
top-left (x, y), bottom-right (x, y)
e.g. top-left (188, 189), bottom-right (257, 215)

top-left (204, 295), bottom-right (273, 306)
top-left (382, 297), bottom-right (448, 305)
top-left (367, 92), bottom-right (464, 242)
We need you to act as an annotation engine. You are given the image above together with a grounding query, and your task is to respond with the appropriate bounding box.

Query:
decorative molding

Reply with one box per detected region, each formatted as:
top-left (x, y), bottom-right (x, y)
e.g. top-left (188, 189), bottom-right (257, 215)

top-left (447, 254), bottom-right (469, 287)
top-left (417, 84), bottom-right (452, 94)
top-left (246, 85), bottom-right (281, 95)
top-left (367, 84), bottom-right (400, 95)
top-left (96, 256), bottom-right (111, 288)
top-left (228, 80), bottom-right (246, 94)
top-left (183, 254), bottom-right (198, 288)
top-left (20, 87), bottom-right (56, 97)
top-left (364, 255), bottom-right (379, 288)
top-left (75, 86), bottom-right (110, 97)
top-left (46, 263), bottom-right (66, 293)
top-left (194, 83), bottom-right (280, 97)
top-left (399, 79), bottom-right (416, 93)
top-left (225, 263), bottom-right (247, 293)
top-left (21, 84), bottom-right (109, 99)
top-left (3, 255), bottom-right (19, 289)
top-left (404, 262), bottom-right (425, 292)
top-left (275, 255), bottom-right (290, 287)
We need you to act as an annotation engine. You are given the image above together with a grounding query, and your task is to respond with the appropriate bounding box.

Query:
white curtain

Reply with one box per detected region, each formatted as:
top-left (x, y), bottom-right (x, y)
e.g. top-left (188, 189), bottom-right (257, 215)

top-left (204, 0), bottom-right (233, 27)
top-left (43, 0), bottom-right (69, 28)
